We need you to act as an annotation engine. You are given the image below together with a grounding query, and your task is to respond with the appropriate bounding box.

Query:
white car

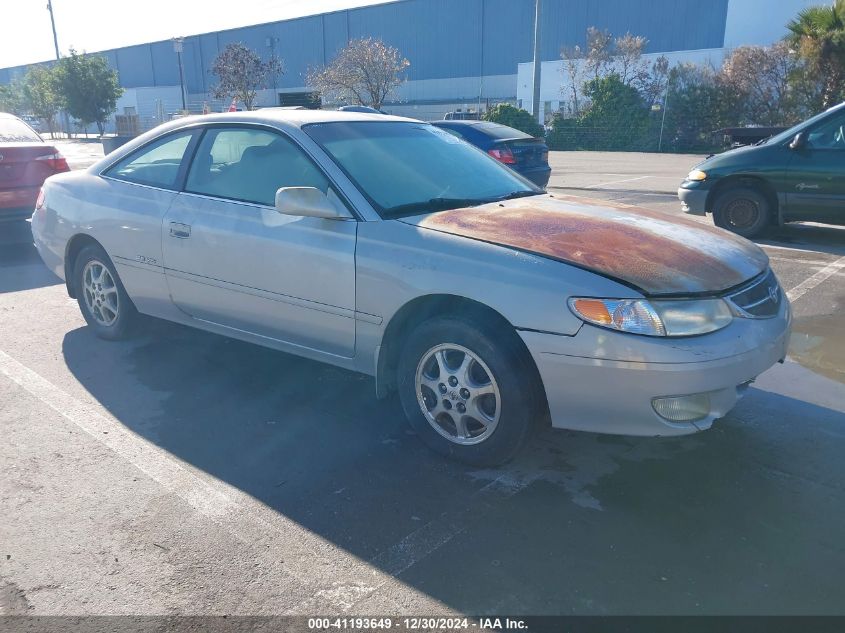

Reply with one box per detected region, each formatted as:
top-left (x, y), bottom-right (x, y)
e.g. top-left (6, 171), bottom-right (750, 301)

top-left (32, 110), bottom-right (791, 465)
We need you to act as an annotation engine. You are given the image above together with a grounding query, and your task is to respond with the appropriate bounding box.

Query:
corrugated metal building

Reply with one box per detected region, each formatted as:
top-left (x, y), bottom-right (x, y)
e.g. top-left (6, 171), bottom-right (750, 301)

top-left (0, 0), bottom-right (811, 128)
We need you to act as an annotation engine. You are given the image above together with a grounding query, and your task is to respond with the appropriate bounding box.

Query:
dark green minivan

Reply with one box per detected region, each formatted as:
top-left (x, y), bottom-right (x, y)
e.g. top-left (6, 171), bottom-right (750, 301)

top-left (678, 102), bottom-right (845, 238)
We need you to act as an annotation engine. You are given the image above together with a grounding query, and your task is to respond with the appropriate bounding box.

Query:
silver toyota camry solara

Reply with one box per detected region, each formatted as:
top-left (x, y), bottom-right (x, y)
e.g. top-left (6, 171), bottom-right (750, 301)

top-left (31, 110), bottom-right (791, 465)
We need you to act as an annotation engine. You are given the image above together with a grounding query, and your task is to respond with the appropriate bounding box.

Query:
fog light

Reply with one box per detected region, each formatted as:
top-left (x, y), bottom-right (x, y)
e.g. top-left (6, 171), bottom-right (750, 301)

top-left (652, 393), bottom-right (711, 422)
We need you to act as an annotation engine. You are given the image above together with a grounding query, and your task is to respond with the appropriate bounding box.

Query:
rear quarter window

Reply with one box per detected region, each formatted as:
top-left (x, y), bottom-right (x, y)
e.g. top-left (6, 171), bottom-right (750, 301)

top-left (104, 131), bottom-right (195, 190)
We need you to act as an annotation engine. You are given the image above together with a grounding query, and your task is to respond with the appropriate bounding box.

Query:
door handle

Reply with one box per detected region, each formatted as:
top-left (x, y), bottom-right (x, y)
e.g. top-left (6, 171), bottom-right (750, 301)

top-left (169, 222), bottom-right (191, 238)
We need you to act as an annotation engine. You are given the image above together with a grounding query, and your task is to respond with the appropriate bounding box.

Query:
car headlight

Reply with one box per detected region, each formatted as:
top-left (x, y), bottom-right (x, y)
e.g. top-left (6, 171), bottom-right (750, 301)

top-left (568, 298), bottom-right (733, 337)
top-left (686, 169), bottom-right (707, 181)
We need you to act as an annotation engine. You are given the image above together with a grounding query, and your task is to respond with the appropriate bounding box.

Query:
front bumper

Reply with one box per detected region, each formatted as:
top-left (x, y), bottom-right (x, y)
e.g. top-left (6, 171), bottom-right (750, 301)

top-left (521, 300), bottom-right (791, 436)
top-left (677, 184), bottom-right (708, 215)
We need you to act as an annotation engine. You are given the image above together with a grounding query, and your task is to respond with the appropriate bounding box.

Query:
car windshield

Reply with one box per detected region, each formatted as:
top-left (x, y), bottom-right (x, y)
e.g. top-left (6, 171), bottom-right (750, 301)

top-left (761, 103), bottom-right (845, 146)
top-left (0, 117), bottom-right (41, 142)
top-left (303, 121), bottom-right (540, 217)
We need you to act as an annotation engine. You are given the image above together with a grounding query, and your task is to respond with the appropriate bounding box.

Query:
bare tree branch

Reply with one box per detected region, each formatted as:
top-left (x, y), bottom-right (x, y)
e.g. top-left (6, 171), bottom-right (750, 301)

top-left (307, 38), bottom-right (409, 110)
top-left (211, 43), bottom-right (284, 111)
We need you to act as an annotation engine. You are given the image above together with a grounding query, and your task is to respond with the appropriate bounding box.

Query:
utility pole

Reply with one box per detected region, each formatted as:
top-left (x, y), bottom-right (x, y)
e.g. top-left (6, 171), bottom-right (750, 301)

top-left (46, 0), bottom-right (60, 59)
top-left (531, 0), bottom-right (542, 124)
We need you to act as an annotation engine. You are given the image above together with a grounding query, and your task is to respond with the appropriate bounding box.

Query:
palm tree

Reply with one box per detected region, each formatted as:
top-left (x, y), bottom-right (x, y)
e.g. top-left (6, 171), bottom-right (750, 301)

top-left (786, 0), bottom-right (845, 109)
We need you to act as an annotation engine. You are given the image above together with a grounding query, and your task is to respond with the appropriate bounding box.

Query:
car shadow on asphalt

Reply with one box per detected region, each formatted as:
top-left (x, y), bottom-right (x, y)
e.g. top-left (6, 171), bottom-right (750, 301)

top-left (757, 223), bottom-right (845, 257)
top-left (60, 318), bottom-right (845, 615)
top-left (0, 221), bottom-right (63, 294)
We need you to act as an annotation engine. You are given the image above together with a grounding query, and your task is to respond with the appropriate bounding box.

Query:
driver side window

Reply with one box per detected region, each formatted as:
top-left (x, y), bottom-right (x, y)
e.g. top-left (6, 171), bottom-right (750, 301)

top-left (185, 127), bottom-right (332, 206)
top-left (806, 113), bottom-right (845, 150)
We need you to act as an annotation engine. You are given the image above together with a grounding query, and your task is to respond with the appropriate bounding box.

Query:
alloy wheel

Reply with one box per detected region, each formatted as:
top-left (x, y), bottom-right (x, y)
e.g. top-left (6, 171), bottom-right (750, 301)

top-left (415, 343), bottom-right (501, 445)
top-left (82, 260), bottom-right (120, 327)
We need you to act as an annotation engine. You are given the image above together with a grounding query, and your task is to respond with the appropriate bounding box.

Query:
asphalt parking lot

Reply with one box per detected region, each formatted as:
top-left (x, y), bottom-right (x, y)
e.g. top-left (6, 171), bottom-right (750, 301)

top-left (1, 146), bottom-right (844, 616)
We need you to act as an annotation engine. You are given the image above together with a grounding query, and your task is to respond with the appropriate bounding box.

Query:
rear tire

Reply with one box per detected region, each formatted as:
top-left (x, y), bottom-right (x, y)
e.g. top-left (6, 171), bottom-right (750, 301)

top-left (73, 243), bottom-right (136, 340)
top-left (397, 316), bottom-right (539, 466)
top-left (713, 186), bottom-right (770, 238)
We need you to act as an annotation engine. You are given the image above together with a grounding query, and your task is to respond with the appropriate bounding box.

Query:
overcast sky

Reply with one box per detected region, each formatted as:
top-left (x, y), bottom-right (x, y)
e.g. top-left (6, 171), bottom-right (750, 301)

top-left (0, 0), bottom-right (394, 68)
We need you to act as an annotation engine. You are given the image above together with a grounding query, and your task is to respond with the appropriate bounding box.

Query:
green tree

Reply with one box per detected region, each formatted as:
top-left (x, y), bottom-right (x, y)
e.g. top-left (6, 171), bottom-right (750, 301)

top-left (660, 63), bottom-right (738, 153)
top-left (483, 103), bottom-right (544, 137)
top-left (0, 80), bottom-right (24, 114)
top-left (21, 66), bottom-right (62, 137)
top-left (211, 42), bottom-right (283, 111)
top-left (577, 74), bottom-right (649, 150)
top-left (546, 113), bottom-right (580, 150)
top-left (55, 49), bottom-right (123, 135)
top-left (786, 0), bottom-right (845, 109)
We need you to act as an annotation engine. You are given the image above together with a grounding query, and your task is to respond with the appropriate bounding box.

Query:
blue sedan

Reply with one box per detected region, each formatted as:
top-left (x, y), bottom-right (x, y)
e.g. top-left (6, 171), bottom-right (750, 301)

top-left (430, 120), bottom-right (551, 188)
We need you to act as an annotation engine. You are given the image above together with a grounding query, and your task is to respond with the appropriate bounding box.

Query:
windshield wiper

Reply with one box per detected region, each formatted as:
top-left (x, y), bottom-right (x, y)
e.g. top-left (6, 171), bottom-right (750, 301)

top-left (383, 197), bottom-right (490, 217)
top-left (383, 190), bottom-right (542, 218)
top-left (493, 190), bottom-right (543, 201)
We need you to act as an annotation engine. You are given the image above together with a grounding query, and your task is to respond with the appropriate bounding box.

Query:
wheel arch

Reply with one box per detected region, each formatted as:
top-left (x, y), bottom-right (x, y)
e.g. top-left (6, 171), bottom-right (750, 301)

top-left (375, 294), bottom-right (548, 416)
top-left (706, 175), bottom-right (780, 225)
top-left (64, 234), bottom-right (107, 299)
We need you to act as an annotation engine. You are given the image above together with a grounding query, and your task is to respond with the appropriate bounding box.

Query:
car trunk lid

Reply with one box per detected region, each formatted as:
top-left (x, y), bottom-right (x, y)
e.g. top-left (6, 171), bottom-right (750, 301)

top-left (0, 143), bottom-right (67, 187)
top-left (490, 137), bottom-right (548, 168)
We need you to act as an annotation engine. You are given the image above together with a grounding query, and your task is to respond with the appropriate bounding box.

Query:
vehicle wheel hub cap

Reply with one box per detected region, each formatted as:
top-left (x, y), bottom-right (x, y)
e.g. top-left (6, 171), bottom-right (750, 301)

top-left (415, 344), bottom-right (501, 446)
top-left (726, 199), bottom-right (759, 228)
top-left (82, 260), bottom-right (119, 327)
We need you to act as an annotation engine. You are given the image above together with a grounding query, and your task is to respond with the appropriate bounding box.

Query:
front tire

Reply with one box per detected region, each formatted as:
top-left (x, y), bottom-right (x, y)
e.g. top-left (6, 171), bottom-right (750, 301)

top-left (73, 243), bottom-right (136, 340)
top-left (397, 316), bottom-right (539, 466)
top-left (713, 186), bottom-right (770, 238)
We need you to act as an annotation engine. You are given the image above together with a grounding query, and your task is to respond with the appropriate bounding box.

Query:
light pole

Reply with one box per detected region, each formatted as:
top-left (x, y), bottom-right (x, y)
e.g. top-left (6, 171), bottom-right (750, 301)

top-left (657, 79), bottom-right (670, 152)
top-left (172, 37), bottom-right (187, 112)
top-left (47, 1), bottom-right (70, 136)
top-left (531, 0), bottom-right (542, 124)
top-left (46, 0), bottom-right (60, 59)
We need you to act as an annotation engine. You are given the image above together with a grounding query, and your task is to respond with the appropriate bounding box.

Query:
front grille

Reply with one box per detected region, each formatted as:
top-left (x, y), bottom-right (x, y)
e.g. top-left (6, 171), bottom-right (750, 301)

top-left (726, 269), bottom-right (782, 318)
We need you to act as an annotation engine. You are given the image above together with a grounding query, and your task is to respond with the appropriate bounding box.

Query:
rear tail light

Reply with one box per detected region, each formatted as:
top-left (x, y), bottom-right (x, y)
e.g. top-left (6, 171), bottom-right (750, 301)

top-left (541, 150), bottom-right (549, 163)
top-left (35, 151), bottom-right (70, 173)
top-left (35, 188), bottom-right (45, 211)
top-left (488, 147), bottom-right (516, 165)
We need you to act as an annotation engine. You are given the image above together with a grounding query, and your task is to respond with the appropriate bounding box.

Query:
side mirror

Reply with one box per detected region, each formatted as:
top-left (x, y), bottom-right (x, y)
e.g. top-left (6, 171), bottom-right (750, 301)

top-left (789, 131), bottom-right (807, 150)
top-left (275, 187), bottom-right (351, 220)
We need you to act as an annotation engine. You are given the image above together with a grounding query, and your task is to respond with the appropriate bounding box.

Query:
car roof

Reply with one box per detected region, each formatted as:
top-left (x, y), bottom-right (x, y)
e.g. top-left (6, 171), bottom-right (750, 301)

top-left (88, 109), bottom-right (426, 173)
top-left (173, 109), bottom-right (418, 131)
top-left (0, 112), bottom-right (22, 120)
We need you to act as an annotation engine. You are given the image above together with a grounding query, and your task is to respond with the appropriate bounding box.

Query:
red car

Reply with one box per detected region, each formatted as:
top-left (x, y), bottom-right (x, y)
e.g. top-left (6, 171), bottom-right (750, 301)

top-left (0, 112), bottom-right (69, 221)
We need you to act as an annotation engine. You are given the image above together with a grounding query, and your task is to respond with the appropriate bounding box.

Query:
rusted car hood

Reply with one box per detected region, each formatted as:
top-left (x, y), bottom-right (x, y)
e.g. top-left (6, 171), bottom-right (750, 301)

top-left (401, 194), bottom-right (769, 295)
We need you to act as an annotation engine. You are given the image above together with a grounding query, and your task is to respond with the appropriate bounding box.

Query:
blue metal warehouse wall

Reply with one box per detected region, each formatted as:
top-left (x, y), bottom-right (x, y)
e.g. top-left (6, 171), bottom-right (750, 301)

top-left (0, 0), bottom-right (729, 89)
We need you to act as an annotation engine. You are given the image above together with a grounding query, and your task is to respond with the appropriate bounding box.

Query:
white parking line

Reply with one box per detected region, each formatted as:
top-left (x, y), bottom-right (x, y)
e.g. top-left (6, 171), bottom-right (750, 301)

top-left (761, 242), bottom-right (845, 256)
top-left (0, 348), bottom-right (388, 610)
top-left (786, 255), bottom-right (845, 302)
top-left (583, 175), bottom-right (650, 189)
top-left (0, 347), bottom-right (529, 613)
top-left (768, 255), bottom-right (840, 267)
